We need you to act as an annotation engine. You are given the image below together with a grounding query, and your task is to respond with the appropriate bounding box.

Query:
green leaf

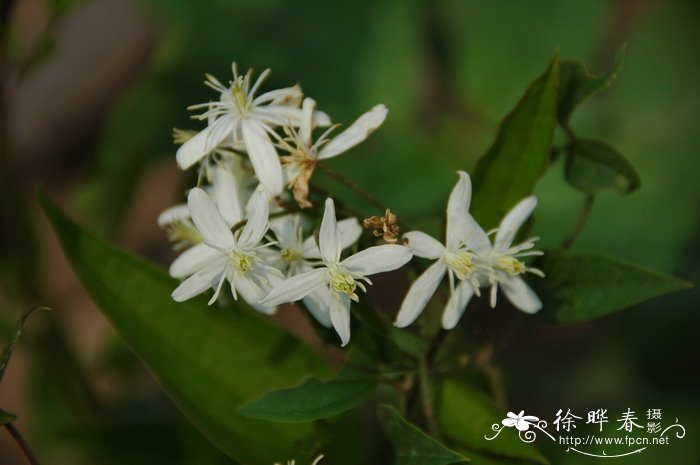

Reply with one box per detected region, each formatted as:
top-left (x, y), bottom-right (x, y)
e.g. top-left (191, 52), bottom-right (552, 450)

top-left (438, 380), bottom-right (548, 464)
top-left (471, 53), bottom-right (559, 229)
top-left (1, 306), bottom-right (50, 382)
top-left (535, 250), bottom-right (693, 324)
top-left (0, 407), bottom-right (17, 425)
top-left (240, 367), bottom-right (378, 423)
top-left (377, 405), bottom-right (468, 465)
top-left (38, 191), bottom-right (329, 465)
top-left (557, 47), bottom-right (625, 123)
top-left (564, 138), bottom-right (641, 194)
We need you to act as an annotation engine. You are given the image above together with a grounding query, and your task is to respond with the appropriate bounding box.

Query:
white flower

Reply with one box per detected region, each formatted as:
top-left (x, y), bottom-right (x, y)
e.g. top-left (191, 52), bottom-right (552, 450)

top-left (260, 198), bottom-right (412, 346)
top-left (266, 214), bottom-right (362, 326)
top-left (394, 171), bottom-right (491, 330)
top-left (158, 203), bottom-right (202, 251)
top-left (176, 64), bottom-right (330, 196)
top-left (502, 411), bottom-right (539, 432)
top-left (279, 98), bottom-right (387, 208)
top-left (480, 196), bottom-right (544, 314)
top-left (171, 188), bottom-right (282, 314)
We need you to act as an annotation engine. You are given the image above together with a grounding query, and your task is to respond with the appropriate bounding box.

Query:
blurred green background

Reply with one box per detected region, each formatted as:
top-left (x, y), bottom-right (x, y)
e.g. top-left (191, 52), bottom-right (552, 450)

top-left (0, 0), bottom-right (698, 463)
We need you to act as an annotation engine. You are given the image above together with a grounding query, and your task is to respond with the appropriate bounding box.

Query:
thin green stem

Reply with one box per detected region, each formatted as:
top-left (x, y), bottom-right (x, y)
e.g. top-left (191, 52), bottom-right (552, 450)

top-left (4, 423), bottom-right (41, 465)
top-left (561, 194), bottom-right (596, 250)
top-left (316, 163), bottom-right (389, 212)
top-left (417, 348), bottom-right (439, 436)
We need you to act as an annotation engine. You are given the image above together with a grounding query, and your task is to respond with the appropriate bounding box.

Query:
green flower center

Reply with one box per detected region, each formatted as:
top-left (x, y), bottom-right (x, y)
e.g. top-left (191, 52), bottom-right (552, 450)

top-left (231, 81), bottom-right (249, 114)
top-left (167, 222), bottom-right (202, 246)
top-left (495, 255), bottom-right (526, 275)
top-left (230, 249), bottom-right (253, 274)
top-left (281, 247), bottom-right (302, 264)
top-left (328, 266), bottom-right (359, 301)
top-left (444, 250), bottom-right (477, 281)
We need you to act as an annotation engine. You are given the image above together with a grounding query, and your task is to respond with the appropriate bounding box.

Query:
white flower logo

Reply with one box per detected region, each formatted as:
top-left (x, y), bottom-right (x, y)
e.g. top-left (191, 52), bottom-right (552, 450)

top-left (502, 411), bottom-right (540, 432)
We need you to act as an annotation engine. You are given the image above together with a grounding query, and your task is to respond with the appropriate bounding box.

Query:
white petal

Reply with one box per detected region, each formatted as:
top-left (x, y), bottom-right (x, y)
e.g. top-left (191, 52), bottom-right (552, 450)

top-left (171, 256), bottom-right (227, 302)
top-left (260, 267), bottom-right (328, 307)
top-left (317, 104), bottom-right (388, 160)
top-left (253, 85), bottom-right (303, 106)
top-left (158, 204), bottom-right (190, 227)
top-left (446, 171), bottom-right (473, 249)
top-left (169, 243), bottom-right (224, 279)
top-left (329, 294), bottom-right (352, 346)
top-left (314, 110), bottom-right (332, 127)
top-left (188, 188), bottom-right (235, 251)
top-left (502, 418), bottom-right (517, 427)
top-left (241, 119), bottom-right (284, 195)
top-left (237, 191), bottom-right (270, 250)
top-left (495, 196), bottom-right (537, 251)
top-left (212, 163), bottom-right (245, 226)
top-left (342, 245), bottom-right (412, 276)
top-left (302, 291), bottom-right (333, 327)
top-left (403, 231), bottom-right (445, 259)
top-left (394, 261), bottom-right (447, 328)
top-left (299, 98), bottom-right (316, 147)
top-left (463, 214), bottom-right (492, 256)
top-left (319, 198), bottom-right (341, 264)
top-left (499, 275), bottom-right (542, 314)
top-left (176, 116), bottom-right (233, 170)
top-left (234, 273), bottom-right (277, 315)
top-left (269, 215), bottom-right (298, 249)
top-left (442, 281), bottom-right (476, 330)
top-left (301, 217), bottom-right (360, 260)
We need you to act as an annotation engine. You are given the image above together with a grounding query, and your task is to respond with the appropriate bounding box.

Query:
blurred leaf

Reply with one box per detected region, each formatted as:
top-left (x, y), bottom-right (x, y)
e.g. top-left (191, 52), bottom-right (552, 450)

top-left (240, 366), bottom-right (377, 423)
top-left (557, 47), bottom-right (624, 123)
top-left (377, 404), bottom-right (468, 465)
top-left (0, 407), bottom-right (17, 424)
top-left (564, 138), bottom-right (640, 194)
top-left (0, 306), bottom-right (49, 382)
top-left (471, 53), bottom-right (559, 229)
top-left (39, 191), bottom-right (329, 465)
top-left (535, 250), bottom-right (693, 324)
top-left (438, 380), bottom-right (548, 464)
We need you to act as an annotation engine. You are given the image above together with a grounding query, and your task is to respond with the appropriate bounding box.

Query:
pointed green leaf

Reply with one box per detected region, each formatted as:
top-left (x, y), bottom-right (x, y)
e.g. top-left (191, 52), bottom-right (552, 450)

top-left (240, 367), bottom-right (378, 423)
top-left (558, 48), bottom-right (624, 123)
top-left (438, 380), bottom-right (548, 464)
top-left (471, 53), bottom-right (559, 229)
top-left (38, 191), bottom-right (329, 465)
top-left (535, 250), bottom-right (693, 324)
top-left (377, 404), bottom-right (468, 465)
top-left (0, 407), bottom-right (17, 425)
top-left (564, 139), bottom-right (641, 194)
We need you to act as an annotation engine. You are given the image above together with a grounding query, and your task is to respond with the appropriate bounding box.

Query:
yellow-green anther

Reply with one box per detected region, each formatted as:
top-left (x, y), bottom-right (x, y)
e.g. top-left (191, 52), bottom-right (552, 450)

top-left (495, 255), bottom-right (526, 275)
top-left (444, 250), bottom-right (477, 281)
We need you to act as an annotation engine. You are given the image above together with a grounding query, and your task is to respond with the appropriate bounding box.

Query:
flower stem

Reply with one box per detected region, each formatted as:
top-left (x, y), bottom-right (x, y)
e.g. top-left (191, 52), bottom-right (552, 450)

top-left (417, 348), bottom-right (439, 436)
top-left (316, 163), bottom-right (389, 212)
top-left (561, 194), bottom-right (595, 250)
top-left (3, 423), bottom-right (41, 465)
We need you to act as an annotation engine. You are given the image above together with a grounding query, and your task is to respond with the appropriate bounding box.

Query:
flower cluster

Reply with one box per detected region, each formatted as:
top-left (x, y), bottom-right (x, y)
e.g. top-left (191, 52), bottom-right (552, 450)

top-left (160, 62), bottom-right (544, 346)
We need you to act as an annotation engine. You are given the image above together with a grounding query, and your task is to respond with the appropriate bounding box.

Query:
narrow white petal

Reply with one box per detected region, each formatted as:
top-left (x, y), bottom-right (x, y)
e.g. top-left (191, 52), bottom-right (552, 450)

top-left (237, 191), bottom-right (270, 249)
top-left (260, 267), bottom-right (328, 306)
top-left (342, 245), bottom-right (412, 276)
top-left (300, 235), bottom-right (321, 259)
top-left (319, 198), bottom-right (341, 264)
top-left (338, 217), bottom-right (362, 251)
top-left (314, 110), bottom-right (332, 127)
top-left (269, 215), bottom-right (298, 249)
top-left (299, 98), bottom-right (316, 147)
top-left (302, 291), bottom-right (333, 327)
top-left (188, 188), bottom-right (235, 251)
top-left (169, 243), bottom-right (224, 279)
top-left (442, 281), bottom-right (476, 330)
top-left (394, 261), bottom-right (447, 328)
top-left (500, 275), bottom-right (542, 314)
top-left (403, 231), bottom-right (445, 259)
top-left (171, 257), bottom-right (227, 302)
top-left (253, 85), bottom-right (303, 106)
top-left (158, 204), bottom-right (190, 227)
top-left (463, 214), bottom-right (492, 256)
top-left (176, 116), bottom-right (233, 169)
top-left (495, 196), bottom-right (537, 251)
top-left (241, 119), bottom-right (284, 195)
top-left (317, 104), bottom-right (388, 160)
top-left (235, 274), bottom-right (277, 315)
top-left (446, 171), bottom-right (472, 248)
top-left (330, 294), bottom-right (352, 346)
top-left (212, 163), bottom-right (245, 226)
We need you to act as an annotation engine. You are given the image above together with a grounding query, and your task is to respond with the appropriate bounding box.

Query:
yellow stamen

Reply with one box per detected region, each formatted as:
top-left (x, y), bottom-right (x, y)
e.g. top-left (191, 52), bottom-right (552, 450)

top-left (328, 267), bottom-right (359, 301)
top-left (444, 250), bottom-right (477, 281)
top-left (281, 247), bottom-right (302, 264)
top-left (495, 256), bottom-right (526, 275)
top-left (230, 250), bottom-right (253, 274)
